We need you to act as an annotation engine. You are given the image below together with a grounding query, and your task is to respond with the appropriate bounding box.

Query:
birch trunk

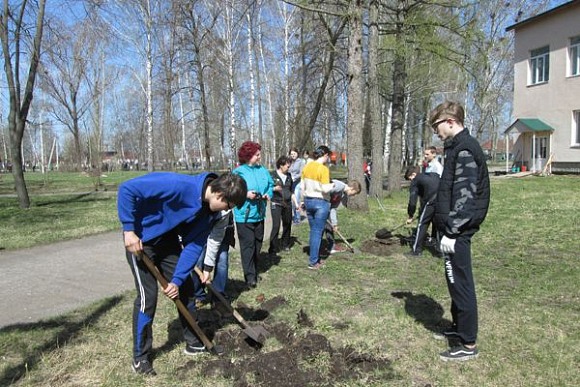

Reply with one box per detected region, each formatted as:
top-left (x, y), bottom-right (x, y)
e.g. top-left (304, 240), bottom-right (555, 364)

top-left (247, 12), bottom-right (255, 141)
top-left (368, 0), bottom-right (383, 197)
top-left (258, 8), bottom-right (275, 162)
top-left (145, 0), bottom-right (154, 172)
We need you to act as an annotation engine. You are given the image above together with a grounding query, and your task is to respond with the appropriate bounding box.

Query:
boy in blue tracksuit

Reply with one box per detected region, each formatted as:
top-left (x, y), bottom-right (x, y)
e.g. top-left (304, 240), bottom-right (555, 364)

top-left (118, 172), bottom-right (246, 376)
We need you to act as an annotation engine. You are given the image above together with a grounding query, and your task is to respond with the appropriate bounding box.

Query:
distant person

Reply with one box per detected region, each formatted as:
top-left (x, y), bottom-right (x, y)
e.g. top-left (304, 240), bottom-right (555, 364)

top-left (424, 146), bottom-right (443, 177)
top-left (269, 155), bottom-right (297, 255)
top-left (117, 172), bottom-right (246, 375)
top-left (363, 159), bottom-right (371, 195)
top-left (233, 141), bottom-right (274, 289)
top-left (301, 145), bottom-right (334, 269)
top-left (303, 150), bottom-right (313, 164)
top-left (324, 179), bottom-right (362, 254)
top-left (430, 101), bottom-right (490, 362)
top-left (403, 166), bottom-right (440, 256)
top-left (288, 148), bottom-right (305, 224)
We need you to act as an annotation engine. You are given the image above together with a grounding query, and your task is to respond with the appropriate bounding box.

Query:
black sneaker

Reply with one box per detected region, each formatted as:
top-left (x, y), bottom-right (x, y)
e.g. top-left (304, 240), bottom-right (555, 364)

top-left (433, 326), bottom-right (459, 340)
top-left (440, 344), bottom-right (479, 362)
top-left (184, 343), bottom-right (207, 355)
top-left (132, 359), bottom-right (156, 376)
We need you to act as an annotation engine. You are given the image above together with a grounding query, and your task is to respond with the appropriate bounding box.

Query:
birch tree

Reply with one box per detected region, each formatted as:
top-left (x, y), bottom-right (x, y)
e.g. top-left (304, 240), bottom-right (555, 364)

top-left (368, 0), bottom-right (383, 197)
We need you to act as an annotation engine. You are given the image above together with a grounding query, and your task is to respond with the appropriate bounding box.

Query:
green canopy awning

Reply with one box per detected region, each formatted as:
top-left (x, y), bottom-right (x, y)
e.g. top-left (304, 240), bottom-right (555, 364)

top-left (505, 118), bottom-right (555, 134)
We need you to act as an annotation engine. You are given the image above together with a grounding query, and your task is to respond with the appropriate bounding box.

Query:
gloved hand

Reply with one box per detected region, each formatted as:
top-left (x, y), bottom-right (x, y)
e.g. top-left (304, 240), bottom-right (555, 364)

top-left (440, 235), bottom-right (456, 254)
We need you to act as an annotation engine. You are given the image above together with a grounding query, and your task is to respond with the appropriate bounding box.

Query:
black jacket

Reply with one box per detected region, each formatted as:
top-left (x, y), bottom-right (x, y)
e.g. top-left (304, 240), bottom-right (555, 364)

top-left (271, 170), bottom-right (293, 205)
top-left (407, 172), bottom-right (440, 218)
top-left (434, 129), bottom-right (490, 238)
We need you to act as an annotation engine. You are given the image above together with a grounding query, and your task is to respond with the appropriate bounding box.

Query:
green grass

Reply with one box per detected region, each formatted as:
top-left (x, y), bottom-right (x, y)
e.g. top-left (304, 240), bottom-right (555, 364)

top-left (1, 175), bottom-right (579, 386)
top-left (0, 171), bottom-right (148, 195)
top-left (0, 171), bottom-right (196, 250)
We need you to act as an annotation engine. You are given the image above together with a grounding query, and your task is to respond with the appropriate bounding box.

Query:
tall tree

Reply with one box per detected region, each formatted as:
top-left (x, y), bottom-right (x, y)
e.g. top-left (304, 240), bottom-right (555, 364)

top-left (0, 0), bottom-right (47, 208)
top-left (41, 20), bottom-right (97, 171)
top-left (346, 0), bottom-right (367, 210)
top-left (368, 0), bottom-right (383, 198)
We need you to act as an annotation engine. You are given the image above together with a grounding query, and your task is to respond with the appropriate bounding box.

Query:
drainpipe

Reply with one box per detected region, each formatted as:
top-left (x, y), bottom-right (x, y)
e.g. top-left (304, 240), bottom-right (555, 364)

top-left (505, 132), bottom-right (509, 173)
top-left (532, 133), bottom-right (536, 172)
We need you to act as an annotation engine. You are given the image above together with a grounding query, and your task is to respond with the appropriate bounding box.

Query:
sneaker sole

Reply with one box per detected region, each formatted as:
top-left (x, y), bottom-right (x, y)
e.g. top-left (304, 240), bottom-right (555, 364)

top-left (184, 347), bottom-right (206, 356)
top-left (440, 352), bottom-right (479, 362)
top-left (433, 331), bottom-right (460, 340)
top-left (131, 363), bottom-right (156, 375)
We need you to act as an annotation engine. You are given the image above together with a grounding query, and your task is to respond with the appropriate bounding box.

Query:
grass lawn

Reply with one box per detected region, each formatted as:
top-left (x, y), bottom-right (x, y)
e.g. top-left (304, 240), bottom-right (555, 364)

top-left (0, 170), bottom-right (191, 250)
top-left (0, 175), bottom-right (579, 386)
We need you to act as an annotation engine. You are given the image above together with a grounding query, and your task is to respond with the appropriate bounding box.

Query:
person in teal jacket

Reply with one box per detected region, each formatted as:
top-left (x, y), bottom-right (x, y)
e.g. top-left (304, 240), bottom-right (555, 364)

top-left (233, 141), bottom-right (274, 288)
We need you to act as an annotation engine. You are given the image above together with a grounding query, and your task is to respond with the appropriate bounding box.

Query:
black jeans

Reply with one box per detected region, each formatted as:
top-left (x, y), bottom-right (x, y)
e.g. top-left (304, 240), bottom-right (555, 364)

top-left (236, 221), bottom-right (264, 285)
top-left (126, 230), bottom-right (200, 361)
top-left (443, 234), bottom-right (478, 344)
top-left (269, 202), bottom-right (292, 253)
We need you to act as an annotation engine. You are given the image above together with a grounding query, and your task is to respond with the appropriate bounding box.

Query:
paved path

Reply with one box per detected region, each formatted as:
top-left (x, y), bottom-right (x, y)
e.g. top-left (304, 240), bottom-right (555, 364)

top-left (0, 231), bottom-right (132, 328)
top-left (0, 204), bottom-right (275, 329)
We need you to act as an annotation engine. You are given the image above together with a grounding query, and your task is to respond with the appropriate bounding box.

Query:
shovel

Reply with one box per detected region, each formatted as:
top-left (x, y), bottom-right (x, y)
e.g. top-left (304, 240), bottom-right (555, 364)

top-left (375, 218), bottom-right (414, 239)
top-left (139, 252), bottom-right (224, 356)
top-left (326, 220), bottom-right (359, 254)
top-left (193, 266), bottom-right (269, 344)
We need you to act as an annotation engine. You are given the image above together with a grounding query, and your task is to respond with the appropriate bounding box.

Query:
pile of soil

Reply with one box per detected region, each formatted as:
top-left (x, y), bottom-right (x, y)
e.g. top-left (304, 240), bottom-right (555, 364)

top-left (360, 237), bottom-right (401, 257)
top-left (180, 297), bottom-right (394, 386)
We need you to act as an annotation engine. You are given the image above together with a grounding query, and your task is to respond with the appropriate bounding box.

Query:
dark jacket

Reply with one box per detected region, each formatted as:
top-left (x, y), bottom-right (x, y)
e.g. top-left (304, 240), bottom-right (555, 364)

top-left (435, 129), bottom-right (490, 238)
top-left (407, 172), bottom-right (440, 218)
top-left (271, 170), bottom-right (293, 205)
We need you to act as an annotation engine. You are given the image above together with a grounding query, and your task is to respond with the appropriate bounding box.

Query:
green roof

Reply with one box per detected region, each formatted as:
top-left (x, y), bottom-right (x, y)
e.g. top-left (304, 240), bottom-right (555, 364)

top-left (505, 118), bottom-right (555, 134)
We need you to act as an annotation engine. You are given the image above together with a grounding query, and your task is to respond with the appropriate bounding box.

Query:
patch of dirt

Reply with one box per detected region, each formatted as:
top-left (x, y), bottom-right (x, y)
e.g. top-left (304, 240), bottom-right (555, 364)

top-left (182, 299), bottom-right (394, 386)
top-left (360, 238), bottom-right (401, 256)
top-left (297, 309), bottom-right (314, 327)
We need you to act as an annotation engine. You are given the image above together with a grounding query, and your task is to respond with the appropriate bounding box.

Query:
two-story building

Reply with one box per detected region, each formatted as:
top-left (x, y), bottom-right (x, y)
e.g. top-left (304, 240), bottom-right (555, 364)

top-left (506, 0), bottom-right (580, 173)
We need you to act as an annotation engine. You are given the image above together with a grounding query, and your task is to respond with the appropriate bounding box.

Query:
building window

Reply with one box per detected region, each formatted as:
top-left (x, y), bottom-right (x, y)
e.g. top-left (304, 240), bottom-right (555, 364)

top-left (570, 36), bottom-right (580, 76)
top-left (530, 46), bottom-right (549, 85)
top-left (574, 110), bottom-right (580, 146)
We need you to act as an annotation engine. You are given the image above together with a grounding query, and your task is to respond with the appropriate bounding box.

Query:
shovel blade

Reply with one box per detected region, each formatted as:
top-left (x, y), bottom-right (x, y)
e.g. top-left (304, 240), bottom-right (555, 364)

top-left (242, 325), bottom-right (270, 344)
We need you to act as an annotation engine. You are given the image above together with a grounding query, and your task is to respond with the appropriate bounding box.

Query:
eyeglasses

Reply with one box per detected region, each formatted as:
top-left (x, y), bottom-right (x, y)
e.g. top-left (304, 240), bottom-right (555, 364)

top-left (431, 119), bottom-right (447, 132)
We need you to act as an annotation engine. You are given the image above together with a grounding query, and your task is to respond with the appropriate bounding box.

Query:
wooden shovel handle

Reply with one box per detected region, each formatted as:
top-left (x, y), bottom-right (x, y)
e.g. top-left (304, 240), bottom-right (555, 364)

top-left (139, 252), bottom-right (214, 351)
top-left (193, 266), bottom-right (251, 329)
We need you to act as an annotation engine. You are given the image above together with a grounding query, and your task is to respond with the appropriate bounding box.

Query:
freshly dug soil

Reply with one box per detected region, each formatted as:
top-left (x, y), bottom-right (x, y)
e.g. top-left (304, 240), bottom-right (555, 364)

top-left (179, 297), bottom-right (394, 386)
top-left (360, 237), bottom-right (401, 256)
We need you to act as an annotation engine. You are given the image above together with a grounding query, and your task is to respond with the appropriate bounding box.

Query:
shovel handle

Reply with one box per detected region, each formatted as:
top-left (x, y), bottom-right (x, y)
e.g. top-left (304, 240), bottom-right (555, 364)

top-left (139, 252), bottom-right (215, 352)
top-left (193, 266), bottom-right (234, 315)
top-left (193, 266), bottom-right (251, 329)
top-left (326, 220), bottom-right (355, 252)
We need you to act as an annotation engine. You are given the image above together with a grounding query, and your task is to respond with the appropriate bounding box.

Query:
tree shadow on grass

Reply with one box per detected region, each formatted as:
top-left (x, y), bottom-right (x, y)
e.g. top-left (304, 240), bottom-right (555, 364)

top-left (35, 192), bottom-right (108, 207)
top-left (0, 295), bottom-right (123, 386)
top-left (391, 291), bottom-right (452, 333)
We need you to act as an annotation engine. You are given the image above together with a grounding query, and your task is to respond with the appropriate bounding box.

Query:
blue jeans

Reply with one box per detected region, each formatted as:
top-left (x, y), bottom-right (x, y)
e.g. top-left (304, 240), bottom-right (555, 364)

top-left (293, 182), bottom-right (301, 222)
top-left (305, 198), bottom-right (330, 265)
top-left (193, 242), bottom-right (230, 301)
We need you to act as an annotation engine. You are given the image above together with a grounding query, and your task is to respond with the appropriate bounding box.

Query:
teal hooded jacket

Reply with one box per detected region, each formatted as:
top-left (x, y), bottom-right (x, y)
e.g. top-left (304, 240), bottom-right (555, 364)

top-left (233, 164), bottom-right (274, 223)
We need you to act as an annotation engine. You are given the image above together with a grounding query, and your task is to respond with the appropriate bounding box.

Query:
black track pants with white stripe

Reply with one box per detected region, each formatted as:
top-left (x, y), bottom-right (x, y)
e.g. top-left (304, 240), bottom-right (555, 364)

top-left (412, 203), bottom-right (435, 254)
top-left (126, 231), bottom-right (200, 362)
top-left (443, 235), bottom-right (478, 344)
